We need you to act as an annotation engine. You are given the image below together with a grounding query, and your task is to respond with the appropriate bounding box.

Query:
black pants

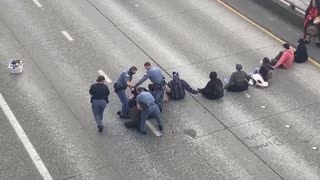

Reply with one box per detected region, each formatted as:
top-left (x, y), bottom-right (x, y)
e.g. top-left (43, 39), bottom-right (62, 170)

top-left (226, 82), bottom-right (249, 92)
top-left (271, 51), bottom-right (285, 68)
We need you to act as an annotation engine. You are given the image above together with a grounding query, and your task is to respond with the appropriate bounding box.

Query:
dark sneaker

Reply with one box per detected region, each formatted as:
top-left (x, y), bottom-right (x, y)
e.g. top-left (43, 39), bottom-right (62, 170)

top-left (116, 111), bottom-right (121, 115)
top-left (159, 126), bottom-right (163, 131)
top-left (98, 126), bottom-right (103, 132)
top-left (140, 131), bottom-right (147, 135)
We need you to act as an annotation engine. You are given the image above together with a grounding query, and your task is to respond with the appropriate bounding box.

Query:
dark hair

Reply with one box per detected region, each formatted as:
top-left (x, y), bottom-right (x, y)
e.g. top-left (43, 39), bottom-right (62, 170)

top-left (298, 38), bottom-right (305, 45)
top-left (96, 75), bottom-right (105, 82)
top-left (148, 84), bottom-right (155, 91)
top-left (308, 0), bottom-right (320, 12)
top-left (209, 71), bottom-right (217, 80)
top-left (283, 43), bottom-right (290, 50)
top-left (144, 62), bottom-right (151, 67)
top-left (136, 87), bottom-right (145, 93)
top-left (130, 66), bottom-right (137, 71)
top-left (262, 57), bottom-right (270, 64)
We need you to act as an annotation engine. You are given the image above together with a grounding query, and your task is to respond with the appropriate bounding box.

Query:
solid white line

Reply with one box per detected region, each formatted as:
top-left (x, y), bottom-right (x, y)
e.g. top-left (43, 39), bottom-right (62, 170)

top-left (61, 31), bottom-right (74, 41)
top-left (146, 121), bottom-right (162, 137)
top-left (0, 93), bottom-right (53, 180)
top-left (97, 70), bottom-right (113, 83)
top-left (32, 0), bottom-right (43, 8)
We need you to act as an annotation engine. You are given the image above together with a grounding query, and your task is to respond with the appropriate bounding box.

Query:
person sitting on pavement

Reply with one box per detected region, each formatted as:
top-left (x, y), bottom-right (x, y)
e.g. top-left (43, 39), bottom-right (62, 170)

top-left (271, 43), bottom-right (294, 69)
top-left (249, 57), bottom-right (273, 88)
top-left (252, 57), bottom-right (273, 80)
top-left (197, 71), bottom-right (223, 100)
top-left (136, 87), bottom-right (163, 134)
top-left (165, 72), bottom-right (198, 100)
top-left (224, 64), bottom-right (251, 92)
top-left (294, 39), bottom-right (308, 63)
top-left (304, 0), bottom-right (320, 46)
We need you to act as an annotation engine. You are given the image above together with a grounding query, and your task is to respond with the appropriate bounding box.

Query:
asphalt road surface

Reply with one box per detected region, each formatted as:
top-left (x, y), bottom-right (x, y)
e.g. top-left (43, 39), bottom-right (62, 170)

top-left (0, 0), bottom-right (320, 179)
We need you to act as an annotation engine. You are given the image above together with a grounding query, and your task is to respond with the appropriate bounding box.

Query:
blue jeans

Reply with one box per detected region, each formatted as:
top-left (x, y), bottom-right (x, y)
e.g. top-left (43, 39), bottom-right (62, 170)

top-left (152, 85), bottom-right (165, 111)
top-left (252, 67), bottom-right (259, 75)
top-left (92, 100), bottom-right (107, 127)
top-left (116, 90), bottom-right (128, 117)
top-left (140, 104), bottom-right (163, 133)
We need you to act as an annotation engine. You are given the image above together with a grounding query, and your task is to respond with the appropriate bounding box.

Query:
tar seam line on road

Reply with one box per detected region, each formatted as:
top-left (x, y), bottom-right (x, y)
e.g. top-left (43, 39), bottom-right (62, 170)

top-left (0, 93), bottom-right (53, 180)
top-left (86, 0), bottom-right (285, 178)
top-left (0, 15), bottom-right (125, 179)
top-left (163, 44), bottom-right (279, 71)
top-left (227, 101), bottom-right (320, 129)
top-left (114, 8), bottom-right (201, 26)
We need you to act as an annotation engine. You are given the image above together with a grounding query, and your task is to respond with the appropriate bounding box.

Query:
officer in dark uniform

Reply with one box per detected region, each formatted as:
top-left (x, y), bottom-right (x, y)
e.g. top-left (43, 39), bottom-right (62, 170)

top-left (134, 62), bottom-right (166, 112)
top-left (136, 87), bottom-right (163, 134)
top-left (114, 66), bottom-right (137, 119)
top-left (89, 75), bottom-right (110, 132)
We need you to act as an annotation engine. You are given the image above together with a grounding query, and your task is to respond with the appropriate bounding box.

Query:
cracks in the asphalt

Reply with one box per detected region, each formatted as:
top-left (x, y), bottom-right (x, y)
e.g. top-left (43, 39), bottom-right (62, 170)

top-left (162, 116), bottom-right (176, 135)
top-left (228, 101), bottom-right (320, 129)
top-left (62, 164), bottom-right (124, 180)
top-left (188, 140), bottom-right (217, 170)
top-left (163, 44), bottom-right (278, 71)
top-left (115, 8), bottom-right (201, 26)
top-left (287, 69), bottom-right (320, 96)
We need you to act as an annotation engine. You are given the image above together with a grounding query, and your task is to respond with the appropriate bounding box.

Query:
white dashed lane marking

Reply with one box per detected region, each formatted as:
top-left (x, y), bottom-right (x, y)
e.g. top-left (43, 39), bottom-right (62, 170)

top-left (0, 93), bottom-right (53, 180)
top-left (97, 70), bottom-right (113, 83)
top-left (61, 31), bottom-right (74, 41)
top-left (32, 0), bottom-right (43, 8)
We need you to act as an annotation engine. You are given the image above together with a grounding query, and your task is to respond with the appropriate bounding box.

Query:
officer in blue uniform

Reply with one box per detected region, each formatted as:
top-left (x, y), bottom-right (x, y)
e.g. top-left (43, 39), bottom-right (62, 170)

top-left (134, 62), bottom-right (166, 111)
top-left (114, 66), bottom-right (137, 118)
top-left (136, 87), bottom-right (163, 134)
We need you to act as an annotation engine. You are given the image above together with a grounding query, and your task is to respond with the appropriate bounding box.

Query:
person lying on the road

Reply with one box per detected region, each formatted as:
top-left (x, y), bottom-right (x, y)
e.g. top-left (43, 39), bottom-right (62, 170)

top-left (165, 72), bottom-right (198, 101)
top-left (224, 64), bottom-right (251, 92)
top-left (124, 88), bottom-right (143, 130)
top-left (197, 71), bottom-right (223, 100)
top-left (294, 39), bottom-right (308, 63)
top-left (124, 86), bottom-right (157, 130)
top-left (271, 43), bottom-right (294, 69)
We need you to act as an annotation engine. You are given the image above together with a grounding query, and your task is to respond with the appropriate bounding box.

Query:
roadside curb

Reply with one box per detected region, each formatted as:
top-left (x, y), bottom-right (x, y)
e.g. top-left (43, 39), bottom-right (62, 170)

top-left (218, 0), bottom-right (320, 68)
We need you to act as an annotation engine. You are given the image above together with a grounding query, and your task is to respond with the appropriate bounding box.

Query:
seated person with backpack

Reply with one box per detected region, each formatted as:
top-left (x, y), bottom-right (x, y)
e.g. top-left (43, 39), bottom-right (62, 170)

top-left (224, 64), bottom-right (251, 92)
top-left (165, 72), bottom-right (198, 100)
top-left (249, 57), bottom-right (273, 88)
top-left (197, 71), bottom-right (224, 100)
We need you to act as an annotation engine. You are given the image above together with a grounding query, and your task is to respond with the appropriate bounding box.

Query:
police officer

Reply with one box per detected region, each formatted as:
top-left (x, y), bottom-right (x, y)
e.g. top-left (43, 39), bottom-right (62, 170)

top-left (134, 62), bottom-right (166, 112)
top-left (136, 87), bottom-right (163, 134)
top-left (114, 66), bottom-right (137, 119)
top-left (89, 75), bottom-right (110, 132)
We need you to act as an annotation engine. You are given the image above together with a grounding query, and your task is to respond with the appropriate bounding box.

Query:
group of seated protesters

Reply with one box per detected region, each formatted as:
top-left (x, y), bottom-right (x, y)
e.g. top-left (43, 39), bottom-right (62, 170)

top-left (124, 41), bottom-right (308, 130)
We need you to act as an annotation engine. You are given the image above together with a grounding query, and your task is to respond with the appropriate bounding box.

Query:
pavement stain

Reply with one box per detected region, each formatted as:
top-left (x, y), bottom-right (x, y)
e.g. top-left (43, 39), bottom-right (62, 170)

top-left (184, 129), bottom-right (197, 138)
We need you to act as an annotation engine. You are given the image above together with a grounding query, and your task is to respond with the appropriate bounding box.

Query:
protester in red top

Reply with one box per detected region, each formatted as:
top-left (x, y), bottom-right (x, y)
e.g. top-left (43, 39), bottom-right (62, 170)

top-left (304, 0), bottom-right (320, 46)
top-left (272, 43), bottom-right (294, 69)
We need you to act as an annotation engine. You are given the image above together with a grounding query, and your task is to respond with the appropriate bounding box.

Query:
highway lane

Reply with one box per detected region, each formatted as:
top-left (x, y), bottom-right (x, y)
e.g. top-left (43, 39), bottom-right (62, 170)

top-left (0, 0), bottom-right (319, 179)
